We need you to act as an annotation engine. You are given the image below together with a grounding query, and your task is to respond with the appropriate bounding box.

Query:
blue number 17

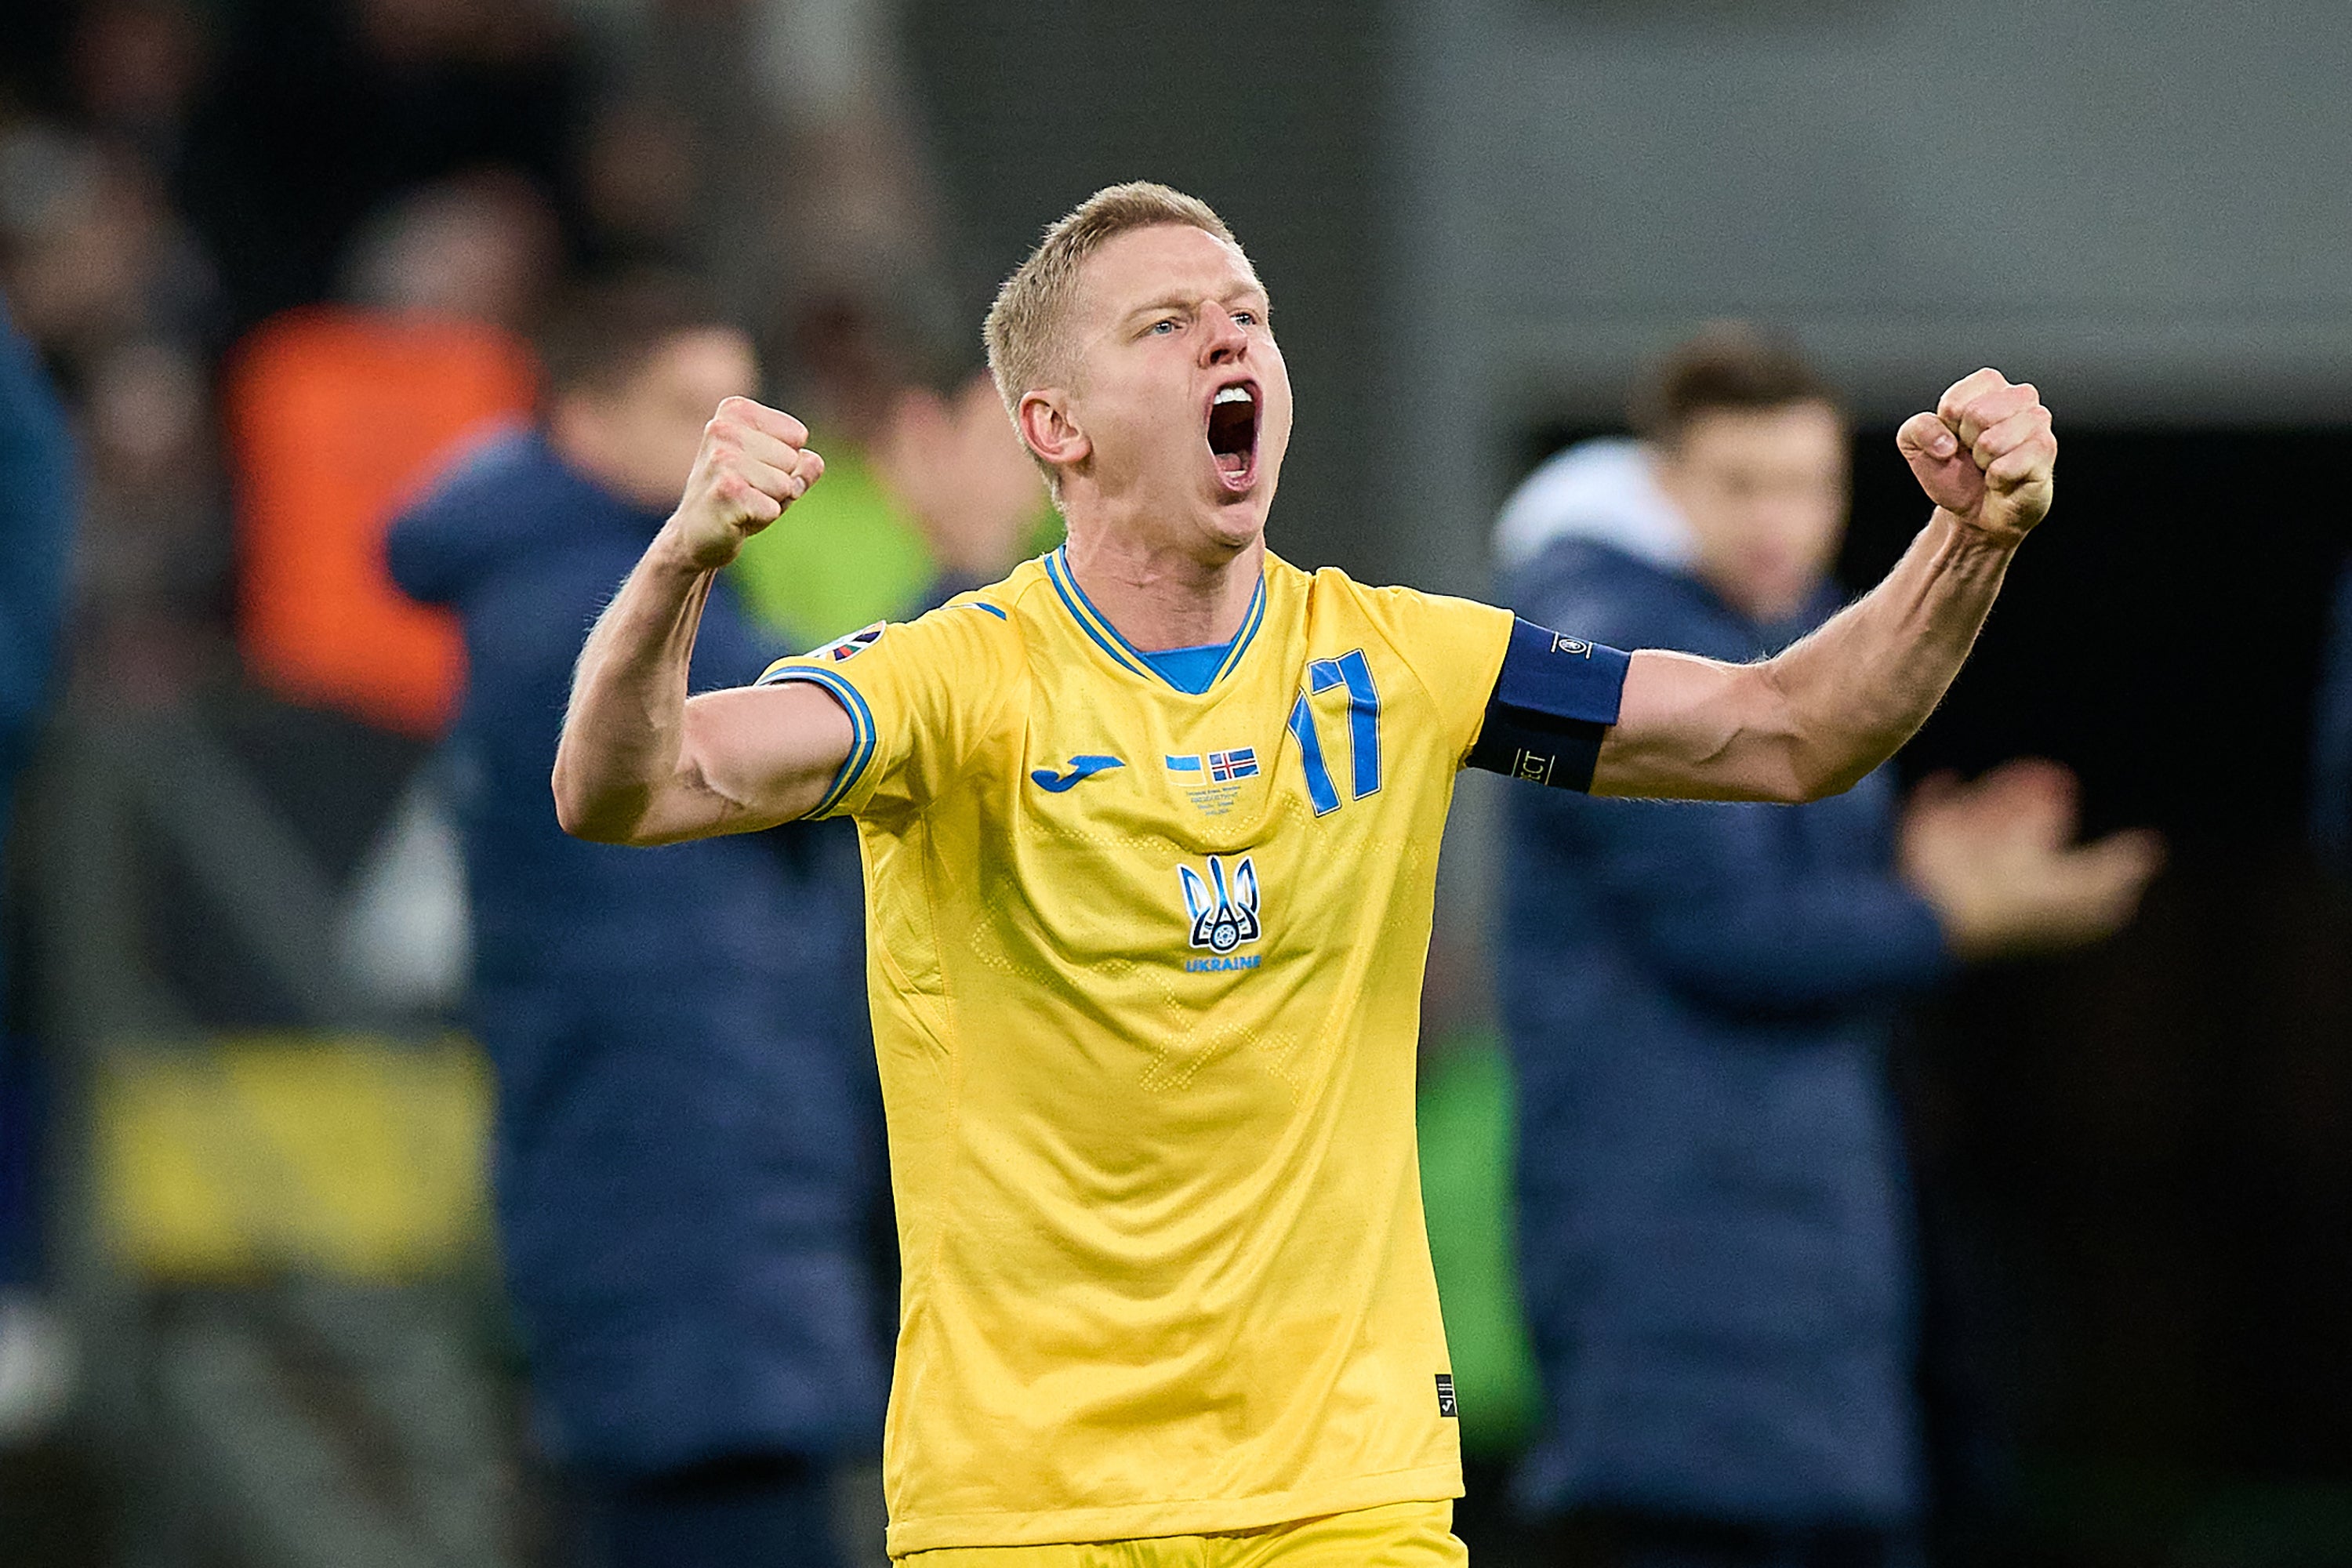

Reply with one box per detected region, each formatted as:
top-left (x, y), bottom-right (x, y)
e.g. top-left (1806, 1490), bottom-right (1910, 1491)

top-left (1287, 648), bottom-right (1381, 815)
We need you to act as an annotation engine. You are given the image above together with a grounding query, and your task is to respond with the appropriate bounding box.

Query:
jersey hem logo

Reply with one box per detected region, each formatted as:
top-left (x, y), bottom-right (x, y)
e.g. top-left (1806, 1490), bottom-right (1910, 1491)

top-left (1031, 755), bottom-right (1125, 792)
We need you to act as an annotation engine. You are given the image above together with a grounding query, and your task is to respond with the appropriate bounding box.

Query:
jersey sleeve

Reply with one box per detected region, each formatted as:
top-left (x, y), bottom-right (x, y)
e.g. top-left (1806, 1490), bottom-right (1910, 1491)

top-left (1356, 586), bottom-right (1519, 766)
top-left (753, 595), bottom-right (1020, 822)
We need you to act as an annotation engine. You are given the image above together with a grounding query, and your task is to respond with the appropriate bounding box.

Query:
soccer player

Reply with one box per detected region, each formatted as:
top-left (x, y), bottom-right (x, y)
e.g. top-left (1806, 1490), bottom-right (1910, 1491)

top-left (552, 183), bottom-right (2060, 1565)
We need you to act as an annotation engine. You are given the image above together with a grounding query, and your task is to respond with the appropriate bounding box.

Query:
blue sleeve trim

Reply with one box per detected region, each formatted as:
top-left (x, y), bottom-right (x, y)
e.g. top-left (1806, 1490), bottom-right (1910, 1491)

top-left (753, 665), bottom-right (877, 817)
top-left (1465, 617), bottom-right (1632, 792)
top-left (968, 601), bottom-right (1008, 620)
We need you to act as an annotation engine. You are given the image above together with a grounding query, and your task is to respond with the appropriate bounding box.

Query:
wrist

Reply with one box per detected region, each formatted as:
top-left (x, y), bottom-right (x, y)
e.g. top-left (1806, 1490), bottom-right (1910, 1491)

top-left (1933, 506), bottom-right (2031, 553)
top-left (647, 519), bottom-right (728, 579)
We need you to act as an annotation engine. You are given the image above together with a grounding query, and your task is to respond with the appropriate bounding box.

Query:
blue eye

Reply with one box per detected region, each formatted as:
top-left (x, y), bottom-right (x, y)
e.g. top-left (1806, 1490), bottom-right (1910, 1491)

top-left (1234, 311), bottom-right (1257, 327)
top-left (1150, 319), bottom-right (1178, 335)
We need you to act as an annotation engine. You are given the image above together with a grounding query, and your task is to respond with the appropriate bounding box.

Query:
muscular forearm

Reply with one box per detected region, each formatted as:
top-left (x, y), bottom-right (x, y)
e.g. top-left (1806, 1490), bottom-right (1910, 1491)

top-left (1595, 368), bottom-right (2053, 805)
top-left (554, 395), bottom-right (841, 844)
top-left (1595, 514), bottom-right (2017, 804)
top-left (1768, 509), bottom-right (2016, 798)
top-left (552, 535), bottom-right (722, 842)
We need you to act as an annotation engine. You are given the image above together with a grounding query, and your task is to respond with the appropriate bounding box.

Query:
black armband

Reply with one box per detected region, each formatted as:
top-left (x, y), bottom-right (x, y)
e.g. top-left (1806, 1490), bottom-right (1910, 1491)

top-left (1465, 618), bottom-right (1632, 793)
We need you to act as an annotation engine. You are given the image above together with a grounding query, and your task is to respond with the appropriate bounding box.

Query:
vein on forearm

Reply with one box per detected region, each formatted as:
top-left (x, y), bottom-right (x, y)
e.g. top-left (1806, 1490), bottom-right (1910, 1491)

top-left (558, 552), bottom-right (718, 832)
top-left (1775, 510), bottom-right (2015, 796)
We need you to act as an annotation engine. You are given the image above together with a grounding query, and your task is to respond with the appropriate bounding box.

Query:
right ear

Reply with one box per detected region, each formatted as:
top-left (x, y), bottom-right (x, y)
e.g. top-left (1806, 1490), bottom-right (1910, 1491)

top-left (1018, 388), bottom-right (1088, 476)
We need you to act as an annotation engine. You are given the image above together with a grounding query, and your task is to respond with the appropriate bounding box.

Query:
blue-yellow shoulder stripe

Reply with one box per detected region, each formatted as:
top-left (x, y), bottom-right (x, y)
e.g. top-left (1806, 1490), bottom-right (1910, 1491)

top-left (967, 601), bottom-right (1008, 620)
top-left (1044, 547), bottom-right (1154, 680)
top-left (753, 664), bottom-right (876, 817)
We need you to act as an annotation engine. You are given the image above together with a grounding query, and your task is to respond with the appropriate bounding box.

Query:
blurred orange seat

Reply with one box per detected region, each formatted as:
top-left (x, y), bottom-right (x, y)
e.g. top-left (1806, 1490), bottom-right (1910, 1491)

top-left (226, 307), bottom-right (538, 738)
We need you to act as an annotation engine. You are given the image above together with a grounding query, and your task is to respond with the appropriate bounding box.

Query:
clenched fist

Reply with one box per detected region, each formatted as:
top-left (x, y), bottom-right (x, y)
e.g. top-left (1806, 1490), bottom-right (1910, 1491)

top-left (662, 396), bottom-right (825, 572)
top-left (1896, 368), bottom-right (2056, 543)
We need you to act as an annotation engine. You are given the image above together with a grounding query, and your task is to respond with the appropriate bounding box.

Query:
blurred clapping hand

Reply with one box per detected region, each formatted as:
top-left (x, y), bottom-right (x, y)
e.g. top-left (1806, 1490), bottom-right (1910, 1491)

top-left (1899, 758), bottom-right (2165, 960)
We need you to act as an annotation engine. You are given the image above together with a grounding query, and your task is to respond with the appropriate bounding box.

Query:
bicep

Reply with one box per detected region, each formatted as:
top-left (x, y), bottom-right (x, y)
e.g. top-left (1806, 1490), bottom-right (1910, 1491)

top-left (1590, 648), bottom-right (1806, 803)
top-left (646, 682), bottom-right (856, 841)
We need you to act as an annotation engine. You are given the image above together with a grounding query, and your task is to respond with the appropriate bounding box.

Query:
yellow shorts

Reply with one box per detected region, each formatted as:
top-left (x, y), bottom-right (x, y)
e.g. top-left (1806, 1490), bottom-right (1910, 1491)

top-left (895, 1500), bottom-right (1468, 1566)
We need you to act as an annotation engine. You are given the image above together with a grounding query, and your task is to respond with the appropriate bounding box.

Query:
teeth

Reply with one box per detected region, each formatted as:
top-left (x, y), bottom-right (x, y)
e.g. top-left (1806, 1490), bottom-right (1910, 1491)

top-left (1214, 386), bottom-right (1253, 406)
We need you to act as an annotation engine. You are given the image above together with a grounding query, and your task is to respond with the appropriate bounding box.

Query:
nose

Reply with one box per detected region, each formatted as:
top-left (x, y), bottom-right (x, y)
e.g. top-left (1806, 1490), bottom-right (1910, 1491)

top-left (1201, 311), bottom-right (1247, 367)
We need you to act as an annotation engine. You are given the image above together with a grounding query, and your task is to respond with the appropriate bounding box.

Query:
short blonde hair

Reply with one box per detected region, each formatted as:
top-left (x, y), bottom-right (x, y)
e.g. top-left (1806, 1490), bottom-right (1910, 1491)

top-left (983, 182), bottom-right (1243, 423)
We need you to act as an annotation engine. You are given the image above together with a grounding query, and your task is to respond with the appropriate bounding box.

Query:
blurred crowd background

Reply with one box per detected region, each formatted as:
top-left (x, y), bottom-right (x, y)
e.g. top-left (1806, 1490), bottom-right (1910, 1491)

top-left (0, 2), bottom-right (2348, 1566)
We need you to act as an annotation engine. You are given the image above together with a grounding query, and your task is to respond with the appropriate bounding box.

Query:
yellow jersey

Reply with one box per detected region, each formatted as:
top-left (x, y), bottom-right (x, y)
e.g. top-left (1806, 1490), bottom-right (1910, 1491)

top-left (758, 548), bottom-right (1514, 1555)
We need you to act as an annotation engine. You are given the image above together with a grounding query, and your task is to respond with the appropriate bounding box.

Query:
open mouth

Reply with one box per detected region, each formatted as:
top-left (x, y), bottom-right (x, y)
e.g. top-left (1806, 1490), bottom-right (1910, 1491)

top-left (1207, 381), bottom-right (1260, 490)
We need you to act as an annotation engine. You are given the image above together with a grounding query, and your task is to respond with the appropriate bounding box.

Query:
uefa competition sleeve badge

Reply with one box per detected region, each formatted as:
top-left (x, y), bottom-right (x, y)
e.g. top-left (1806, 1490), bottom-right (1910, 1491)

top-left (805, 621), bottom-right (887, 662)
top-left (1178, 854), bottom-right (1262, 971)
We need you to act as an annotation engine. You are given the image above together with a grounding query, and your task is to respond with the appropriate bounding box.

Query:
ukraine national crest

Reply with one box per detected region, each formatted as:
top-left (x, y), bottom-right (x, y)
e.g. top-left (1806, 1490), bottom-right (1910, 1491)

top-left (1178, 854), bottom-right (1261, 954)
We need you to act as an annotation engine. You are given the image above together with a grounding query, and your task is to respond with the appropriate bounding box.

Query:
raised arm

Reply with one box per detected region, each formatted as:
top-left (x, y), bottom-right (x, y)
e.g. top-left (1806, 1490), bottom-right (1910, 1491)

top-left (1592, 368), bottom-right (2054, 804)
top-left (553, 397), bottom-right (851, 844)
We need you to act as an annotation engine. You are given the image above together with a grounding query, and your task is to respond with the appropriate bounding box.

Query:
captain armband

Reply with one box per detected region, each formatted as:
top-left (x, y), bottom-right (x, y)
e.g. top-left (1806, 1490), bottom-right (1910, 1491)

top-left (1465, 618), bottom-right (1633, 793)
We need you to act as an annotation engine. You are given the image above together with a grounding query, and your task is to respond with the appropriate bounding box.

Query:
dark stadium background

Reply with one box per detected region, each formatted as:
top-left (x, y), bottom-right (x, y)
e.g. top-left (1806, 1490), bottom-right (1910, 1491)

top-left (1849, 427), bottom-right (2352, 1563)
top-left (1482, 418), bottom-right (2352, 1563)
top-left (3, 0), bottom-right (2349, 1563)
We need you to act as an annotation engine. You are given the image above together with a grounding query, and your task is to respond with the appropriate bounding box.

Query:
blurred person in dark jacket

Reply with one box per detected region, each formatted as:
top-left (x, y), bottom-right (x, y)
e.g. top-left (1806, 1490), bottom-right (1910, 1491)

top-left (387, 274), bottom-right (883, 1568)
top-left (1494, 327), bottom-right (2161, 1568)
top-left (65, 336), bottom-right (234, 706)
top-left (0, 299), bottom-right (77, 1434)
top-left (0, 303), bottom-right (74, 1000)
top-left (2315, 557), bottom-right (2352, 878)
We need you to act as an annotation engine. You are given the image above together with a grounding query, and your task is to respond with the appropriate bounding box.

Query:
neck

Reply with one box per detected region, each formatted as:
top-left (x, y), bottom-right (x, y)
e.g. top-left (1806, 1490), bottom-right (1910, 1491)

top-left (1062, 524), bottom-right (1264, 652)
top-left (1699, 561), bottom-right (1812, 626)
top-left (548, 412), bottom-right (668, 514)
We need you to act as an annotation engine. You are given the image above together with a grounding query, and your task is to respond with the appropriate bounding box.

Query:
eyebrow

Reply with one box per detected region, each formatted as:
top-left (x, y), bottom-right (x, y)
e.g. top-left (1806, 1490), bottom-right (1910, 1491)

top-left (1123, 286), bottom-right (1272, 324)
